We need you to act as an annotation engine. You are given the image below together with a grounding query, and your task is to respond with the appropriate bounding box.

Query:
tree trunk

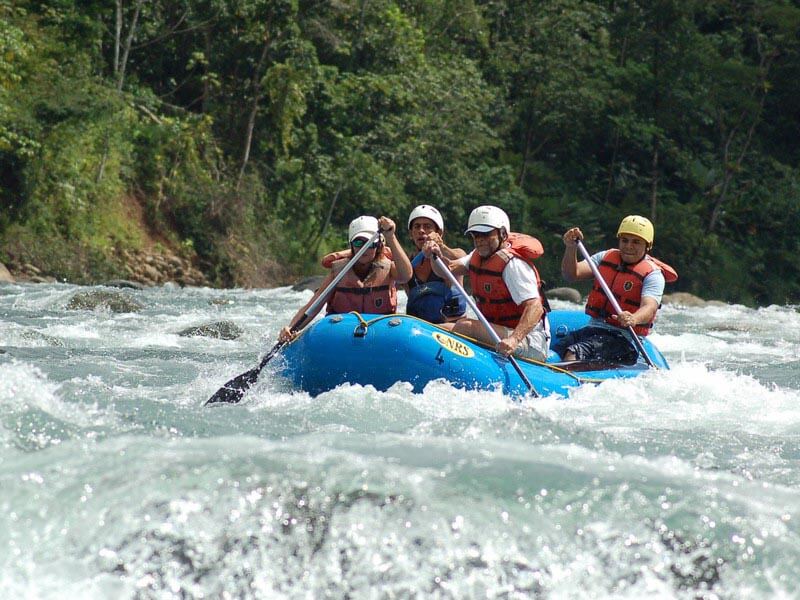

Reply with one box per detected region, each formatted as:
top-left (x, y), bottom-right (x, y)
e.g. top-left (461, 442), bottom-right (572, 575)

top-left (649, 142), bottom-right (659, 223)
top-left (236, 35), bottom-right (272, 191)
top-left (116, 0), bottom-right (144, 91)
top-left (202, 29), bottom-right (212, 114)
top-left (114, 0), bottom-right (122, 77)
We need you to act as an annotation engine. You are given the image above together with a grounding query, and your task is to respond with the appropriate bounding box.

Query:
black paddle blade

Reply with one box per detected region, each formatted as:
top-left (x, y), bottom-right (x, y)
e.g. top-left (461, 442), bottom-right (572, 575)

top-left (204, 340), bottom-right (286, 406)
top-left (204, 367), bottom-right (261, 405)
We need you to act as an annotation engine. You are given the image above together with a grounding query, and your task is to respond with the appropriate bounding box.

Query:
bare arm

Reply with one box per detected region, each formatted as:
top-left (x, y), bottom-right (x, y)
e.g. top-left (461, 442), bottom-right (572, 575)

top-left (497, 298), bottom-right (544, 356)
top-left (380, 216), bottom-right (413, 284)
top-left (441, 244), bottom-right (466, 260)
top-left (615, 296), bottom-right (659, 328)
top-left (426, 231), bottom-right (466, 261)
top-left (425, 241), bottom-right (468, 278)
top-left (561, 227), bottom-right (594, 281)
top-left (278, 271), bottom-right (335, 341)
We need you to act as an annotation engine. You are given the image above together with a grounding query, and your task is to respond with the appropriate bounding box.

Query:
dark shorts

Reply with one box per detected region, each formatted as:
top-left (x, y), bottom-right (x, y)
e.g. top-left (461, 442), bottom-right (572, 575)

top-left (553, 326), bottom-right (639, 364)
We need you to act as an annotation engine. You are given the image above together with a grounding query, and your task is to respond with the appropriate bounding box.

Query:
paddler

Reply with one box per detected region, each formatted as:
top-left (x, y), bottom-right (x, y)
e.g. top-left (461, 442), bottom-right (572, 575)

top-left (555, 215), bottom-right (678, 363)
top-left (404, 204), bottom-right (467, 323)
top-left (427, 205), bottom-right (551, 361)
top-left (278, 215), bottom-right (412, 343)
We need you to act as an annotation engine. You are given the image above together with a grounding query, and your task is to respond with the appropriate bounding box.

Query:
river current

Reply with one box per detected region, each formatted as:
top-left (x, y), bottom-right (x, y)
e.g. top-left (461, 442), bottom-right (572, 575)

top-left (1, 282), bottom-right (799, 599)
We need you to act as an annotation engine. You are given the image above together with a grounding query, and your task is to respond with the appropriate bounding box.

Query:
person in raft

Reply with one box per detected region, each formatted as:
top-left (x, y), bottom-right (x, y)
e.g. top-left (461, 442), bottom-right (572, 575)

top-left (555, 215), bottom-right (678, 363)
top-left (278, 215), bottom-right (413, 343)
top-left (426, 205), bottom-right (551, 361)
top-left (404, 204), bottom-right (467, 323)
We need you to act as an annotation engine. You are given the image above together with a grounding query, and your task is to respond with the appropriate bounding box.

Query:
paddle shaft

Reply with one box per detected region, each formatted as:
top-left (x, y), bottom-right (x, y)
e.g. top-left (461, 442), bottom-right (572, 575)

top-left (575, 240), bottom-right (657, 368)
top-left (205, 228), bottom-right (385, 404)
top-left (432, 254), bottom-right (539, 398)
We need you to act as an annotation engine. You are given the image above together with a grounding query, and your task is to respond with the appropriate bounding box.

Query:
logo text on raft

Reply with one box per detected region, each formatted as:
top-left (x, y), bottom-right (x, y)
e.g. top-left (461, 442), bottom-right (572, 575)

top-left (432, 332), bottom-right (475, 358)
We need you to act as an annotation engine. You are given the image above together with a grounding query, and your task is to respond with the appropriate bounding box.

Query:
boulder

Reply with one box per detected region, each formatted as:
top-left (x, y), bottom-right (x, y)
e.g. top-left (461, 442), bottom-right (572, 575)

top-left (66, 290), bottom-right (144, 313)
top-left (547, 287), bottom-right (582, 303)
top-left (0, 262), bottom-right (14, 284)
top-left (21, 331), bottom-right (66, 346)
top-left (662, 292), bottom-right (707, 307)
top-left (22, 263), bottom-right (41, 275)
top-left (141, 263), bottom-right (162, 283)
top-left (208, 298), bottom-right (235, 306)
top-left (292, 275), bottom-right (325, 292)
top-left (103, 279), bottom-right (145, 290)
top-left (177, 320), bottom-right (244, 340)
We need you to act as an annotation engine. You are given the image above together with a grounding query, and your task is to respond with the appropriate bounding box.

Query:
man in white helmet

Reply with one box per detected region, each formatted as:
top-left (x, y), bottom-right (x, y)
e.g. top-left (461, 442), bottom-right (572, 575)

top-left (557, 216), bottom-right (677, 362)
top-left (278, 215), bottom-right (412, 342)
top-left (405, 205), bottom-right (467, 323)
top-left (426, 205), bottom-right (550, 361)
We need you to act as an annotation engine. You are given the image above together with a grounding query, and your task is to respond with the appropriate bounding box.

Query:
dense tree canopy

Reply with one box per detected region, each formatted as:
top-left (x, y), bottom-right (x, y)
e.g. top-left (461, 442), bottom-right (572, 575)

top-left (1, 0), bottom-right (798, 304)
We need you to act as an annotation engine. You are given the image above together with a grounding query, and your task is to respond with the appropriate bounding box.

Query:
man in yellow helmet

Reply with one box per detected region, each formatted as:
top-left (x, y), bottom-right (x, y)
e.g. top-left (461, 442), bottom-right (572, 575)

top-left (556, 216), bottom-right (677, 363)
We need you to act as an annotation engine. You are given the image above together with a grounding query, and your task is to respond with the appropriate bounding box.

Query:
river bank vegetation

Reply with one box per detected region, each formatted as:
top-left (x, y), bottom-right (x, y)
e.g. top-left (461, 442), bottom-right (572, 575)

top-left (1, 0), bottom-right (798, 304)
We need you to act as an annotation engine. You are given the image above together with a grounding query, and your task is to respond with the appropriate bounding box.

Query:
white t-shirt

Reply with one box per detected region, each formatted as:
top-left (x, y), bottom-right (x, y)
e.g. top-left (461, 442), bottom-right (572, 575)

top-left (457, 251), bottom-right (548, 335)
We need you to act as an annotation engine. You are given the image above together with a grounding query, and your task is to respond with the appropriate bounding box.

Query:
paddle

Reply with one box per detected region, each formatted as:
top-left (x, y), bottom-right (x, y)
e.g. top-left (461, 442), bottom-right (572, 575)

top-left (431, 254), bottom-right (540, 398)
top-left (575, 239), bottom-right (657, 368)
top-left (205, 228), bottom-right (384, 405)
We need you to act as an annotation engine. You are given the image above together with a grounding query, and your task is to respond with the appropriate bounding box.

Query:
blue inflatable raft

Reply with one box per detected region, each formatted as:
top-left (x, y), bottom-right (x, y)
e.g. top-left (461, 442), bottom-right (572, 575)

top-left (277, 310), bottom-right (669, 398)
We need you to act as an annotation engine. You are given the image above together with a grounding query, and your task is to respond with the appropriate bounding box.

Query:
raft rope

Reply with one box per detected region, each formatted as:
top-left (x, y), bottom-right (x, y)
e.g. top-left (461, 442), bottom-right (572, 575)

top-left (344, 312), bottom-right (600, 385)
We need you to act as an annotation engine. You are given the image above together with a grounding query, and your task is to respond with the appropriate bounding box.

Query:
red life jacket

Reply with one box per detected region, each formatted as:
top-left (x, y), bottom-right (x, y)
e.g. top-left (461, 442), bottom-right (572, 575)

top-left (585, 248), bottom-right (678, 336)
top-left (467, 233), bottom-right (547, 328)
top-left (325, 250), bottom-right (397, 315)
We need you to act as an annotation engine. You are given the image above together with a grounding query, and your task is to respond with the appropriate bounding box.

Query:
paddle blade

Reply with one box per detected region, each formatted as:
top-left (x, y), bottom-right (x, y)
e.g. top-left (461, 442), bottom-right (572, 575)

top-left (204, 340), bottom-right (287, 406)
top-left (204, 367), bottom-right (261, 405)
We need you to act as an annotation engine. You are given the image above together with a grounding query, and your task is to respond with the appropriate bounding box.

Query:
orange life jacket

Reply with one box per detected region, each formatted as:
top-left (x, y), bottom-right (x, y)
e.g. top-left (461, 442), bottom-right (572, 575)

top-left (325, 250), bottom-right (397, 315)
top-left (467, 233), bottom-right (547, 328)
top-left (585, 248), bottom-right (678, 336)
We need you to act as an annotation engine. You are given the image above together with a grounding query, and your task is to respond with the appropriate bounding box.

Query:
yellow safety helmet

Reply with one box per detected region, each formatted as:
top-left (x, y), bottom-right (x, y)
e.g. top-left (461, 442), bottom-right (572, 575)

top-left (617, 215), bottom-right (654, 246)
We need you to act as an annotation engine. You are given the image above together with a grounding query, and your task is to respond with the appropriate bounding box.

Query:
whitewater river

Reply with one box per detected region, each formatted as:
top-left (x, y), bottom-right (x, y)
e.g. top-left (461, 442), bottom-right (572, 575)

top-left (1, 282), bottom-right (799, 599)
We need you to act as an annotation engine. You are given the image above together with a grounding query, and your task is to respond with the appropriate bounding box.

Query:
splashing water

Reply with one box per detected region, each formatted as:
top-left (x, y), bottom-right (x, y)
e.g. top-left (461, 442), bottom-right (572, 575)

top-left (1, 282), bottom-right (799, 598)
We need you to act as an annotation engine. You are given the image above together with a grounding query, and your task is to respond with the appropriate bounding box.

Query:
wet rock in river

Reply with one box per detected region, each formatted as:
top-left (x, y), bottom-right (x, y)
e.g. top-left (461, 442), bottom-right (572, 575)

top-left (21, 331), bottom-right (66, 346)
top-left (547, 287), bottom-right (582, 303)
top-left (662, 292), bottom-right (708, 307)
top-left (208, 298), bottom-right (235, 306)
top-left (67, 290), bottom-right (144, 313)
top-left (177, 321), bottom-right (244, 340)
top-left (103, 280), bottom-right (145, 290)
top-left (292, 276), bottom-right (325, 292)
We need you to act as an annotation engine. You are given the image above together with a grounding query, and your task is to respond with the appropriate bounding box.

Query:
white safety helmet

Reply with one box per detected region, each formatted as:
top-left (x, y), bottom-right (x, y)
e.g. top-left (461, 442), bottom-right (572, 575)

top-left (465, 205), bottom-right (510, 235)
top-left (407, 205), bottom-right (444, 232)
top-left (348, 215), bottom-right (380, 243)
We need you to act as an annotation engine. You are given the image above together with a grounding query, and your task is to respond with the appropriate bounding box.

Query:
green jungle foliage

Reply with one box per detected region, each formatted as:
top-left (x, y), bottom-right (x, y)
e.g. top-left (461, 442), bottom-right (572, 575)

top-left (1, 0), bottom-right (799, 303)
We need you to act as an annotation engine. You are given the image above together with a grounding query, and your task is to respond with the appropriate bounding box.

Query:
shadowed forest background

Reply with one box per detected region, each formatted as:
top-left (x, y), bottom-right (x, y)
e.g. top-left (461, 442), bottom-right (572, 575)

top-left (1, 0), bottom-right (798, 305)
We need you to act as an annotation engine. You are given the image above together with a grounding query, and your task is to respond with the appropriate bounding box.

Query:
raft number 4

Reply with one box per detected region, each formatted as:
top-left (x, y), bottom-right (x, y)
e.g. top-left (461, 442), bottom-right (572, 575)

top-left (432, 332), bottom-right (475, 358)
